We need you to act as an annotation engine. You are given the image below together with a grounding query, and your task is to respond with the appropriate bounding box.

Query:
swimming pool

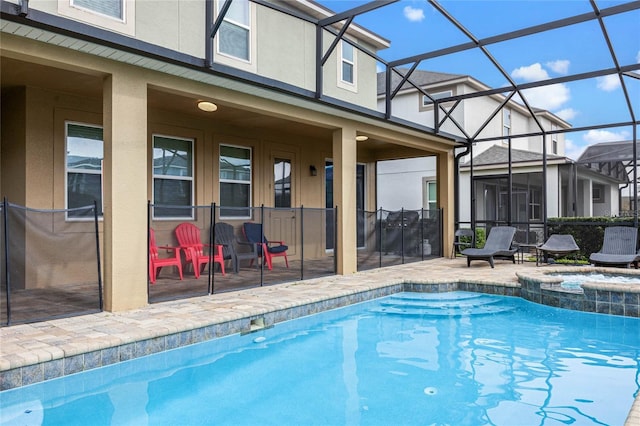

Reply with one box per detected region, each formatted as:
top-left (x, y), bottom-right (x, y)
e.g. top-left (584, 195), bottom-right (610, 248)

top-left (1, 291), bottom-right (638, 425)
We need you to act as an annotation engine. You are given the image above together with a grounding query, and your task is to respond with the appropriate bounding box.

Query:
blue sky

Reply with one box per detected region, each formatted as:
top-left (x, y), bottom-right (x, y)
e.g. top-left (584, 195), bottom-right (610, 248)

top-left (317, 0), bottom-right (640, 159)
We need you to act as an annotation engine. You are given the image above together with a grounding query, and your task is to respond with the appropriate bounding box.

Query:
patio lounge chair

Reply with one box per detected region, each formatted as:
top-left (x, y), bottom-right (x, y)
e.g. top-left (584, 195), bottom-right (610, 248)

top-left (589, 226), bottom-right (639, 268)
top-left (175, 223), bottom-right (226, 277)
top-left (214, 222), bottom-right (259, 273)
top-left (537, 234), bottom-right (580, 266)
top-left (149, 228), bottom-right (183, 284)
top-left (242, 222), bottom-right (289, 270)
top-left (462, 226), bottom-right (517, 268)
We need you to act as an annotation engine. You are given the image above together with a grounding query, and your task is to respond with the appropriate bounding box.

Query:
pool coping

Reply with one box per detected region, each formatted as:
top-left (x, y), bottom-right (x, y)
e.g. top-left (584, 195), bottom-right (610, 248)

top-left (1, 259), bottom-right (639, 425)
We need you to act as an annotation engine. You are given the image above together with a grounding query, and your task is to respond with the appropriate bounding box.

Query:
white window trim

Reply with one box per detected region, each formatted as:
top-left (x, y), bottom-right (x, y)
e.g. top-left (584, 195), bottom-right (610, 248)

top-left (421, 90), bottom-right (453, 107)
top-left (213, 0), bottom-right (257, 73)
top-left (337, 39), bottom-right (358, 93)
top-left (58, 0), bottom-right (135, 36)
top-left (65, 121), bottom-right (104, 222)
top-left (152, 134), bottom-right (195, 221)
top-left (422, 178), bottom-right (437, 211)
top-left (219, 144), bottom-right (252, 220)
top-left (503, 108), bottom-right (512, 138)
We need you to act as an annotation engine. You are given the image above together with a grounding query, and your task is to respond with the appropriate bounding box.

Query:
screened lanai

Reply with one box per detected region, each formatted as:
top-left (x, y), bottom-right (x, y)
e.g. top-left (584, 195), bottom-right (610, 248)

top-left (306, 0), bottom-right (639, 234)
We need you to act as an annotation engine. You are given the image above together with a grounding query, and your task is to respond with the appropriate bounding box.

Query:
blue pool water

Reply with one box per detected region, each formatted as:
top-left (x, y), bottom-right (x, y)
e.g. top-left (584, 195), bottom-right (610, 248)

top-left (555, 272), bottom-right (640, 290)
top-left (1, 292), bottom-right (639, 426)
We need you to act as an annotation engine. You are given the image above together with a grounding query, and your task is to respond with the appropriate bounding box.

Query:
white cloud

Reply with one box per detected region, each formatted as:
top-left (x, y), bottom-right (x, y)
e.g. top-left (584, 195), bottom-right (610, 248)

top-left (596, 74), bottom-right (620, 92)
top-left (511, 63), bottom-right (549, 82)
top-left (520, 84), bottom-right (570, 111)
top-left (403, 6), bottom-right (425, 22)
top-left (564, 138), bottom-right (585, 160)
top-left (584, 129), bottom-right (630, 143)
top-left (546, 60), bottom-right (570, 75)
top-left (555, 108), bottom-right (577, 121)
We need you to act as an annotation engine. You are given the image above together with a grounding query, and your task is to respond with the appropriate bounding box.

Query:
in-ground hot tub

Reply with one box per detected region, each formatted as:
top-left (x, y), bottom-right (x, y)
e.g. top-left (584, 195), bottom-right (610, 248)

top-left (516, 266), bottom-right (640, 317)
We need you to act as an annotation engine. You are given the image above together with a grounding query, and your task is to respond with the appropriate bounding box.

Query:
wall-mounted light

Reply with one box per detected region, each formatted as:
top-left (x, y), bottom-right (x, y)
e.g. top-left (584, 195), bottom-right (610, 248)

top-left (197, 101), bottom-right (218, 112)
top-left (355, 135), bottom-right (369, 141)
top-left (309, 165), bottom-right (318, 176)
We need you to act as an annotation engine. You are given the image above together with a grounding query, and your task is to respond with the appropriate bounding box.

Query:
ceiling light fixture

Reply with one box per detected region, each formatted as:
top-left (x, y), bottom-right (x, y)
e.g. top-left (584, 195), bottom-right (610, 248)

top-left (355, 135), bottom-right (369, 141)
top-left (197, 101), bottom-right (218, 112)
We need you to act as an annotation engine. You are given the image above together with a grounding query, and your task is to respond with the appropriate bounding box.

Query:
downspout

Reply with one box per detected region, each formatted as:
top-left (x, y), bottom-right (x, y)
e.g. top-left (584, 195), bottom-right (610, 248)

top-left (454, 143), bottom-right (472, 227)
top-left (619, 182), bottom-right (629, 215)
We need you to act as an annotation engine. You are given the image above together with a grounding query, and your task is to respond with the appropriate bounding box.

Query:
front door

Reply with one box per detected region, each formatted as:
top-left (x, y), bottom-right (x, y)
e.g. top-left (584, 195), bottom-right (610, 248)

top-left (270, 153), bottom-right (297, 256)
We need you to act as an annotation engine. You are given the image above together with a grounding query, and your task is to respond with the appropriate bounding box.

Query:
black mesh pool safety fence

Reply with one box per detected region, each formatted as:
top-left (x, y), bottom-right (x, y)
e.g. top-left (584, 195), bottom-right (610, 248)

top-left (357, 208), bottom-right (443, 271)
top-left (0, 200), bottom-right (102, 326)
top-left (148, 204), bottom-right (338, 302)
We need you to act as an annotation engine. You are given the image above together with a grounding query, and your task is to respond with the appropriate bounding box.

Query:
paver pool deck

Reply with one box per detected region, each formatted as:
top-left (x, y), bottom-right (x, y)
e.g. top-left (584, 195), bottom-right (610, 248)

top-left (1, 257), bottom-right (638, 425)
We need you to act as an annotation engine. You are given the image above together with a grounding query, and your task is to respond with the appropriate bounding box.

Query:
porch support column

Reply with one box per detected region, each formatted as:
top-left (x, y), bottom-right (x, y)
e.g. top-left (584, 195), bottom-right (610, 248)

top-left (437, 150), bottom-right (455, 258)
top-left (333, 127), bottom-right (357, 275)
top-left (103, 70), bottom-right (148, 311)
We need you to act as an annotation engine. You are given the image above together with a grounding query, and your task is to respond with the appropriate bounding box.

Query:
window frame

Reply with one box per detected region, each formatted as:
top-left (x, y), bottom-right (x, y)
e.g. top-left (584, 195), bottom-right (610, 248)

top-left (219, 144), bottom-right (253, 219)
top-left (152, 134), bottom-right (195, 221)
top-left (71, 0), bottom-right (124, 21)
top-left (214, 0), bottom-right (255, 65)
top-left (58, 0), bottom-right (134, 36)
top-left (337, 39), bottom-right (358, 92)
top-left (503, 108), bottom-right (512, 138)
top-left (65, 121), bottom-right (104, 221)
top-left (421, 90), bottom-right (453, 108)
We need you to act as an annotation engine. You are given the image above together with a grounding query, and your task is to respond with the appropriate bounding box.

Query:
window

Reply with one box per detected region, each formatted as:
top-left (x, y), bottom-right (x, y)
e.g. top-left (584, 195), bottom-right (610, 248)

top-left (551, 124), bottom-right (558, 154)
top-left (426, 181), bottom-right (437, 212)
top-left (503, 108), bottom-right (511, 138)
top-left (274, 158), bottom-right (291, 208)
top-left (593, 184), bottom-right (604, 203)
top-left (220, 145), bottom-right (252, 217)
top-left (152, 135), bottom-right (194, 219)
top-left (217, 0), bottom-right (250, 61)
top-left (66, 123), bottom-right (103, 219)
top-left (340, 40), bottom-right (355, 84)
top-left (72, 0), bottom-right (123, 20)
top-left (422, 90), bottom-right (453, 107)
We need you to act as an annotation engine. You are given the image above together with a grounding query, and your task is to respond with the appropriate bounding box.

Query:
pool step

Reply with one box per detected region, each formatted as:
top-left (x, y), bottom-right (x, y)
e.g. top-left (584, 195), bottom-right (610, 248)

top-left (371, 293), bottom-right (514, 317)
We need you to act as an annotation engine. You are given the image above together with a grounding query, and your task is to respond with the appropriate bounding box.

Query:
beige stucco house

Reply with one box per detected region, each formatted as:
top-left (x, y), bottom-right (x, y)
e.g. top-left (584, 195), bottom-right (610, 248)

top-left (0, 0), bottom-right (460, 312)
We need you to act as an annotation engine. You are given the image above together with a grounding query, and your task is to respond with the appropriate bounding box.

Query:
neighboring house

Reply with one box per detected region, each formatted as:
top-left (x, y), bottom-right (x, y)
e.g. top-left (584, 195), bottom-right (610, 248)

top-left (375, 69), bottom-right (625, 231)
top-left (0, 0), bottom-right (459, 312)
top-left (577, 140), bottom-right (638, 216)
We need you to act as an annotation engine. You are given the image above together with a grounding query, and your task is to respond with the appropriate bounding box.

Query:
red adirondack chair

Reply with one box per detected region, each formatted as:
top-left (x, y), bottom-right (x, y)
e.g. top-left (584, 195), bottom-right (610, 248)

top-left (149, 228), bottom-right (183, 284)
top-left (175, 223), bottom-right (225, 277)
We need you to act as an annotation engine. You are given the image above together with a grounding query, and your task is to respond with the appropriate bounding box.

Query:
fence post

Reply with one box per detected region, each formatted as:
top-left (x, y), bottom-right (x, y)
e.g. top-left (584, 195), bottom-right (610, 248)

top-left (421, 208), bottom-right (425, 261)
top-left (334, 205), bottom-right (338, 274)
top-left (209, 203), bottom-right (215, 295)
top-left (147, 200), bottom-right (151, 300)
top-left (260, 204), bottom-right (264, 286)
top-left (378, 207), bottom-right (382, 268)
top-left (3, 197), bottom-right (11, 326)
top-left (401, 208), bottom-right (405, 264)
top-left (95, 200), bottom-right (103, 311)
top-left (300, 205), bottom-right (304, 281)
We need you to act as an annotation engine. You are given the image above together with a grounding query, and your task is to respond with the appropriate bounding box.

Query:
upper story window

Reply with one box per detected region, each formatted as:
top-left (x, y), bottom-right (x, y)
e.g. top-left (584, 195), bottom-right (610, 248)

top-left (152, 135), bottom-right (194, 219)
top-left (220, 145), bottom-right (252, 218)
top-left (59, 0), bottom-right (134, 36)
top-left (551, 124), bottom-right (558, 154)
top-left (341, 40), bottom-right (355, 84)
top-left (72, 0), bottom-right (123, 20)
top-left (503, 108), bottom-right (511, 138)
top-left (217, 0), bottom-right (250, 61)
top-left (337, 40), bottom-right (357, 92)
top-left (66, 122), bottom-right (103, 219)
top-left (422, 90), bottom-right (453, 107)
